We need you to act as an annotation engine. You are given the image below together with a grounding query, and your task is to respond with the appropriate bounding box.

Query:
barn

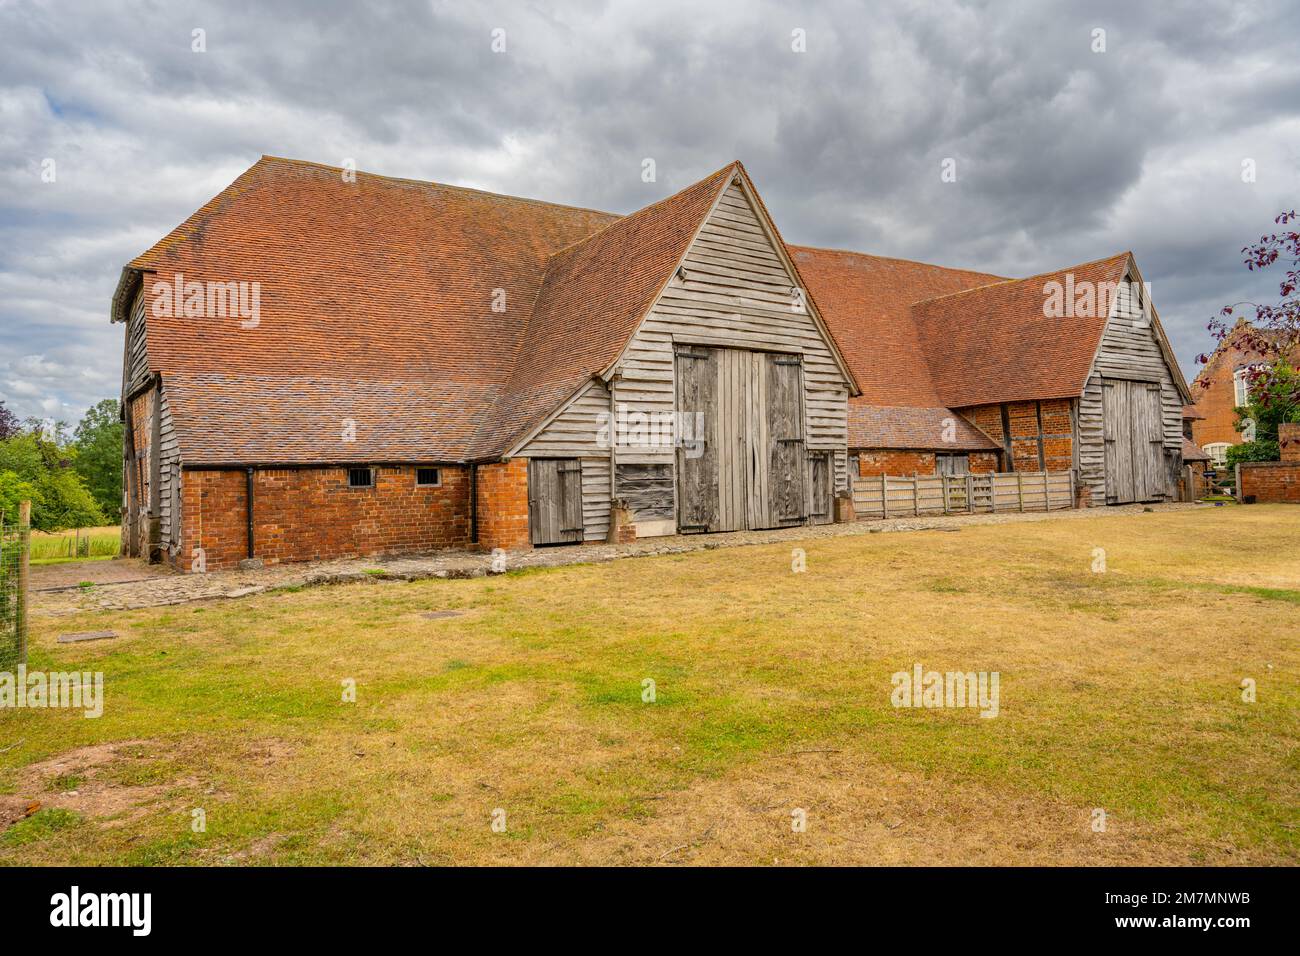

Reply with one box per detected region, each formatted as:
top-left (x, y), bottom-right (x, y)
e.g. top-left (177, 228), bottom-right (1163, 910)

top-left (794, 246), bottom-right (1193, 507)
top-left (112, 157), bottom-right (1191, 570)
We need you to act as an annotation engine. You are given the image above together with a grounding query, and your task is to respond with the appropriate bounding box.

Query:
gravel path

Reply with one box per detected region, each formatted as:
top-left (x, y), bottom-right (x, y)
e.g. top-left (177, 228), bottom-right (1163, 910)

top-left (32, 502), bottom-right (1208, 616)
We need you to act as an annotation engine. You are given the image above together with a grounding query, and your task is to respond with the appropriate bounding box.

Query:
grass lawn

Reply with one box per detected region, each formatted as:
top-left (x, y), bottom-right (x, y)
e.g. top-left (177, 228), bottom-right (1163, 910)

top-left (29, 526), bottom-right (121, 565)
top-left (1, 506), bottom-right (1296, 866)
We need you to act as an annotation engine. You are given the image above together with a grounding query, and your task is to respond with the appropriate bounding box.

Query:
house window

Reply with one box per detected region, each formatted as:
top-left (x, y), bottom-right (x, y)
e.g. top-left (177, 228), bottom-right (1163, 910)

top-left (348, 467), bottom-right (374, 488)
top-left (1233, 368), bottom-right (1249, 408)
top-left (1203, 443), bottom-right (1230, 466)
top-left (416, 467), bottom-right (441, 487)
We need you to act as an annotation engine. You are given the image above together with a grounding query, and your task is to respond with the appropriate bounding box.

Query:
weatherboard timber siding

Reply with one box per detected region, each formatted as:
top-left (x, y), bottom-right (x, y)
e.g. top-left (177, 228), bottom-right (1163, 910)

top-left (614, 182), bottom-right (850, 504)
top-left (515, 380), bottom-right (613, 542)
top-left (520, 181), bottom-right (852, 535)
top-left (1078, 276), bottom-right (1182, 505)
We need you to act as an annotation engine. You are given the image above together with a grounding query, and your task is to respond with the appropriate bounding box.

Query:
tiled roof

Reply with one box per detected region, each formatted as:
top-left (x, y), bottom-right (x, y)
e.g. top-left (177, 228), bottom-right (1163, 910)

top-left (911, 253), bottom-right (1132, 408)
top-left (1181, 437), bottom-right (1211, 462)
top-left (471, 164), bottom-right (736, 456)
top-left (164, 374), bottom-right (500, 465)
top-left (849, 405), bottom-right (998, 451)
top-left (790, 246), bottom-right (1004, 407)
top-left (122, 156), bottom-right (732, 463)
top-left (121, 156), bottom-right (1157, 462)
top-left (1182, 404), bottom-right (1205, 420)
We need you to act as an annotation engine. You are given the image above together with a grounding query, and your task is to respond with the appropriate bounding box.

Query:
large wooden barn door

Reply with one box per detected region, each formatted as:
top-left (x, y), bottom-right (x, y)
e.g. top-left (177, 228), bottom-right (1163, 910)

top-left (1102, 379), bottom-right (1165, 504)
top-left (528, 458), bottom-right (584, 545)
top-left (675, 346), bottom-right (808, 532)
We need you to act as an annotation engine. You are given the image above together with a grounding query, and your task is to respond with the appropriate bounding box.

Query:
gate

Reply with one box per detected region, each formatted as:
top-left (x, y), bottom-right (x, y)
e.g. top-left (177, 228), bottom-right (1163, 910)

top-left (0, 501), bottom-right (31, 672)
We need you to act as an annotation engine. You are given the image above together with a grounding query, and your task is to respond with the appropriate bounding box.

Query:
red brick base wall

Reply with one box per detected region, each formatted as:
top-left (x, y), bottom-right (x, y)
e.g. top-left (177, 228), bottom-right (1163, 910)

top-left (476, 459), bottom-right (531, 552)
top-left (958, 399), bottom-right (1074, 472)
top-left (855, 449), bottom-right (1001, 477)
top-left (179, 465), bottom-right (472, 572)
top-left (1239, 462), bottom-right (1300, 503)
top-left (857, 450), bottom-right (934, 477)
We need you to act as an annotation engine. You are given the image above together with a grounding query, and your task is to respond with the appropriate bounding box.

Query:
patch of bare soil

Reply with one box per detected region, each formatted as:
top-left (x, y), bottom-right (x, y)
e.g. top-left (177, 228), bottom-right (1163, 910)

top-left (3, 738), bottom-right (229, 833)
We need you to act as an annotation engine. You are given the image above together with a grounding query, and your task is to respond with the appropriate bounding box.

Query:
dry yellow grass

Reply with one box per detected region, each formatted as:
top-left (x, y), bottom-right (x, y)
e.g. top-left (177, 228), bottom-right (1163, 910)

top-left (1, 505), bottom-right (1296, 865)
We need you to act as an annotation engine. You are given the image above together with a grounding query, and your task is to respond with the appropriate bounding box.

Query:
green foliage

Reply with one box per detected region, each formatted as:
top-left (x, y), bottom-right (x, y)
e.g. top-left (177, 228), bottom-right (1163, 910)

top-left (1235, 362), bottom-right (1300, 455)
top-left (1226, 441), bottom-right (1280, 466)
top-left (0, 429), bottom-right (104, 532)
top-left (0, 470), bottom-right (41, 524)
top-left (72, 399), bottom-right (123, 519)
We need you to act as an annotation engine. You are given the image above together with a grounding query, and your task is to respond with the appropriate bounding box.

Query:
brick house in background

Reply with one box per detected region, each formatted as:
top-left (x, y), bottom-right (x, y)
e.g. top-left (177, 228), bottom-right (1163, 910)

top-left (1190, 321), bottom-right (1293, 465)
top-left (112, 157), bottom-right (1192, 570)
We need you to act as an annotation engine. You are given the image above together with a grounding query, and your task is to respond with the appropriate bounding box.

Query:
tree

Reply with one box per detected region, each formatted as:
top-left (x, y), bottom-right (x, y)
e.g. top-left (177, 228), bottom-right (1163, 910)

top-left (0, 401), bottom-right (18, 441)
top-left (1225, 361), bottom-right (1300, 466)
top-left (73, 399), bottom-right (123, 519)
top-left (0, 429), bottom-right (104, 532)
top-left (1199, 210), bottom-right (1300, 407)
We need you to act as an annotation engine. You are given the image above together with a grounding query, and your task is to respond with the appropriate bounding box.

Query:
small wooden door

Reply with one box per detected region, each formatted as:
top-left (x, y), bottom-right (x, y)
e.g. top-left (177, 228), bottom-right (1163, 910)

top-left (807, 451), bottom-right (832, 525)
top-left (528, 458), bottom-right (584, 545)
top-left (1102, 379), bottom-right (1165, 504)
top-left (675, 346), bottom-right (721, 532)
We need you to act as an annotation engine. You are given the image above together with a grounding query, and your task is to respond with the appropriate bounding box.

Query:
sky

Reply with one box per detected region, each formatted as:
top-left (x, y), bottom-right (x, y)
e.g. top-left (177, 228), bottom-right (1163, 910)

top-left (2, 0), bottom-right (1298, 426)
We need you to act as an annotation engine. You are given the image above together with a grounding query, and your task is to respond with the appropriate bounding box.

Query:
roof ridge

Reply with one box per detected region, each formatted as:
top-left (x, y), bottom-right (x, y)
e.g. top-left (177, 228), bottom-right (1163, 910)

top-left (790, 243), bottom-right (1007, 280)
top-left (535, 161), bottom-right (740, 264)
top-left (257, 154), bottom-right (622, 218)
top-left (911, 250), bottom-right (1131, 310)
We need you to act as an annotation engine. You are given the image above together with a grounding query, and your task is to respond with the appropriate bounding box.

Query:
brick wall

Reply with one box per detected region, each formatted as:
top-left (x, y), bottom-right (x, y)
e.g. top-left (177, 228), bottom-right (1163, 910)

top-left (476, 459), bottom-right (531, 551)
top-left (857, 450), bottom-right (934, 477)
top-left (178, 464), bottom-right (472, 572)
top-left (958, 399), bottom-right (1074, 472)
top-left (1239, 461), bottom-right (1300, 503)
top-left (1280, 423), bottom-right (1300, 461)
top-left (1191, 330), bottom-right (1289, 448)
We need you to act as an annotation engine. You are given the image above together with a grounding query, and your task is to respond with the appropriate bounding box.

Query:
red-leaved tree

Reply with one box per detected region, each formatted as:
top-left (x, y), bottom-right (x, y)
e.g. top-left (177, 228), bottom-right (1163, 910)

top-left (1199, 210), bottom-right (1300, 407)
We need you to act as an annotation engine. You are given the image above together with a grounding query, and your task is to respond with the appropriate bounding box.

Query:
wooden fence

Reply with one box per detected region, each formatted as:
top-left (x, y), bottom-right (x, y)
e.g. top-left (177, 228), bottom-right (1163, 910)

top-left (852, 470), bottom-right (1074, 520)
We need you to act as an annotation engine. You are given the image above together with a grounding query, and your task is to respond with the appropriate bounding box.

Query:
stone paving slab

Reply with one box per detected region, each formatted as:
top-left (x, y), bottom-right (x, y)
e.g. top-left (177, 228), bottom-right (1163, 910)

top-left (31, 502), bottom-right (1207, 616)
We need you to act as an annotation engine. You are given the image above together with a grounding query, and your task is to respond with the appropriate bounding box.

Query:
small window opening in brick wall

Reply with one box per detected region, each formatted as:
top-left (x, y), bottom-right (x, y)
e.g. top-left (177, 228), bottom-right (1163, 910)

top-left (416, 467), bottom-right (441, 487)
top-left (348, 467), bottom-right (374, 488)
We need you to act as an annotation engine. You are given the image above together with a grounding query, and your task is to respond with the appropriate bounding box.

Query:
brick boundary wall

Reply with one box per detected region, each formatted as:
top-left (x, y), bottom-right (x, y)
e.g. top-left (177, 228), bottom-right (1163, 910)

top-left (178, 464), bottom-right (472, 572)
top-left (1238, 423), bottom-right (1300, 504)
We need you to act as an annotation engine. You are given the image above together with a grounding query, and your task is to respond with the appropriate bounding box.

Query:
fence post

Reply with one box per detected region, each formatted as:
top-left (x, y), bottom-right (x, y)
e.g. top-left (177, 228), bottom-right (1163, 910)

top-left (881, 474), bottom-right (889, 519)
top-left (913, 473), bottom-right (919, 516)
top-left (942, 475), bottom-right (951, 513)
top-left (1016, 473), bottom-right (1024, 512)
top-left (17, 500), bottom-right (30, 666)
top-left (965, 475), bottom-right (974, 513)
top-left (1041, 471), bottom-right (1050, 510)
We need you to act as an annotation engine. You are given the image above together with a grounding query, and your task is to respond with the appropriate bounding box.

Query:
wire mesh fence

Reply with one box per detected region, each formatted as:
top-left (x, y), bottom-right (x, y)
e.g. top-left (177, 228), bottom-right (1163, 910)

top-left (0, 503), bottom-right (31, 673)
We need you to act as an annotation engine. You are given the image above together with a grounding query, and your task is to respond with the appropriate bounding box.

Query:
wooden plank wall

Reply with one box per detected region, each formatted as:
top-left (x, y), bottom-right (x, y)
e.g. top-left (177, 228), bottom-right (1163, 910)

top-left (121, 289), bottom-right (183, 559)
top-left (520, 180), bottom-right (853, 537)
top-left (516, 379), bottom-right (613, 542)
top-left (852, 471), bottom-right (1074, 518)
top-left (1077, 275), bottom-right (1183, 505)
top-left (620, 181), bottom-right (850, 496)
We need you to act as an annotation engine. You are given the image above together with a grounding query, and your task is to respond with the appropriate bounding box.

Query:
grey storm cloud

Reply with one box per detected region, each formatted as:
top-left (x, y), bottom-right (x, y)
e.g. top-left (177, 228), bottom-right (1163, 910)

top-left (1, 0), bottom-right (1297, 423)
